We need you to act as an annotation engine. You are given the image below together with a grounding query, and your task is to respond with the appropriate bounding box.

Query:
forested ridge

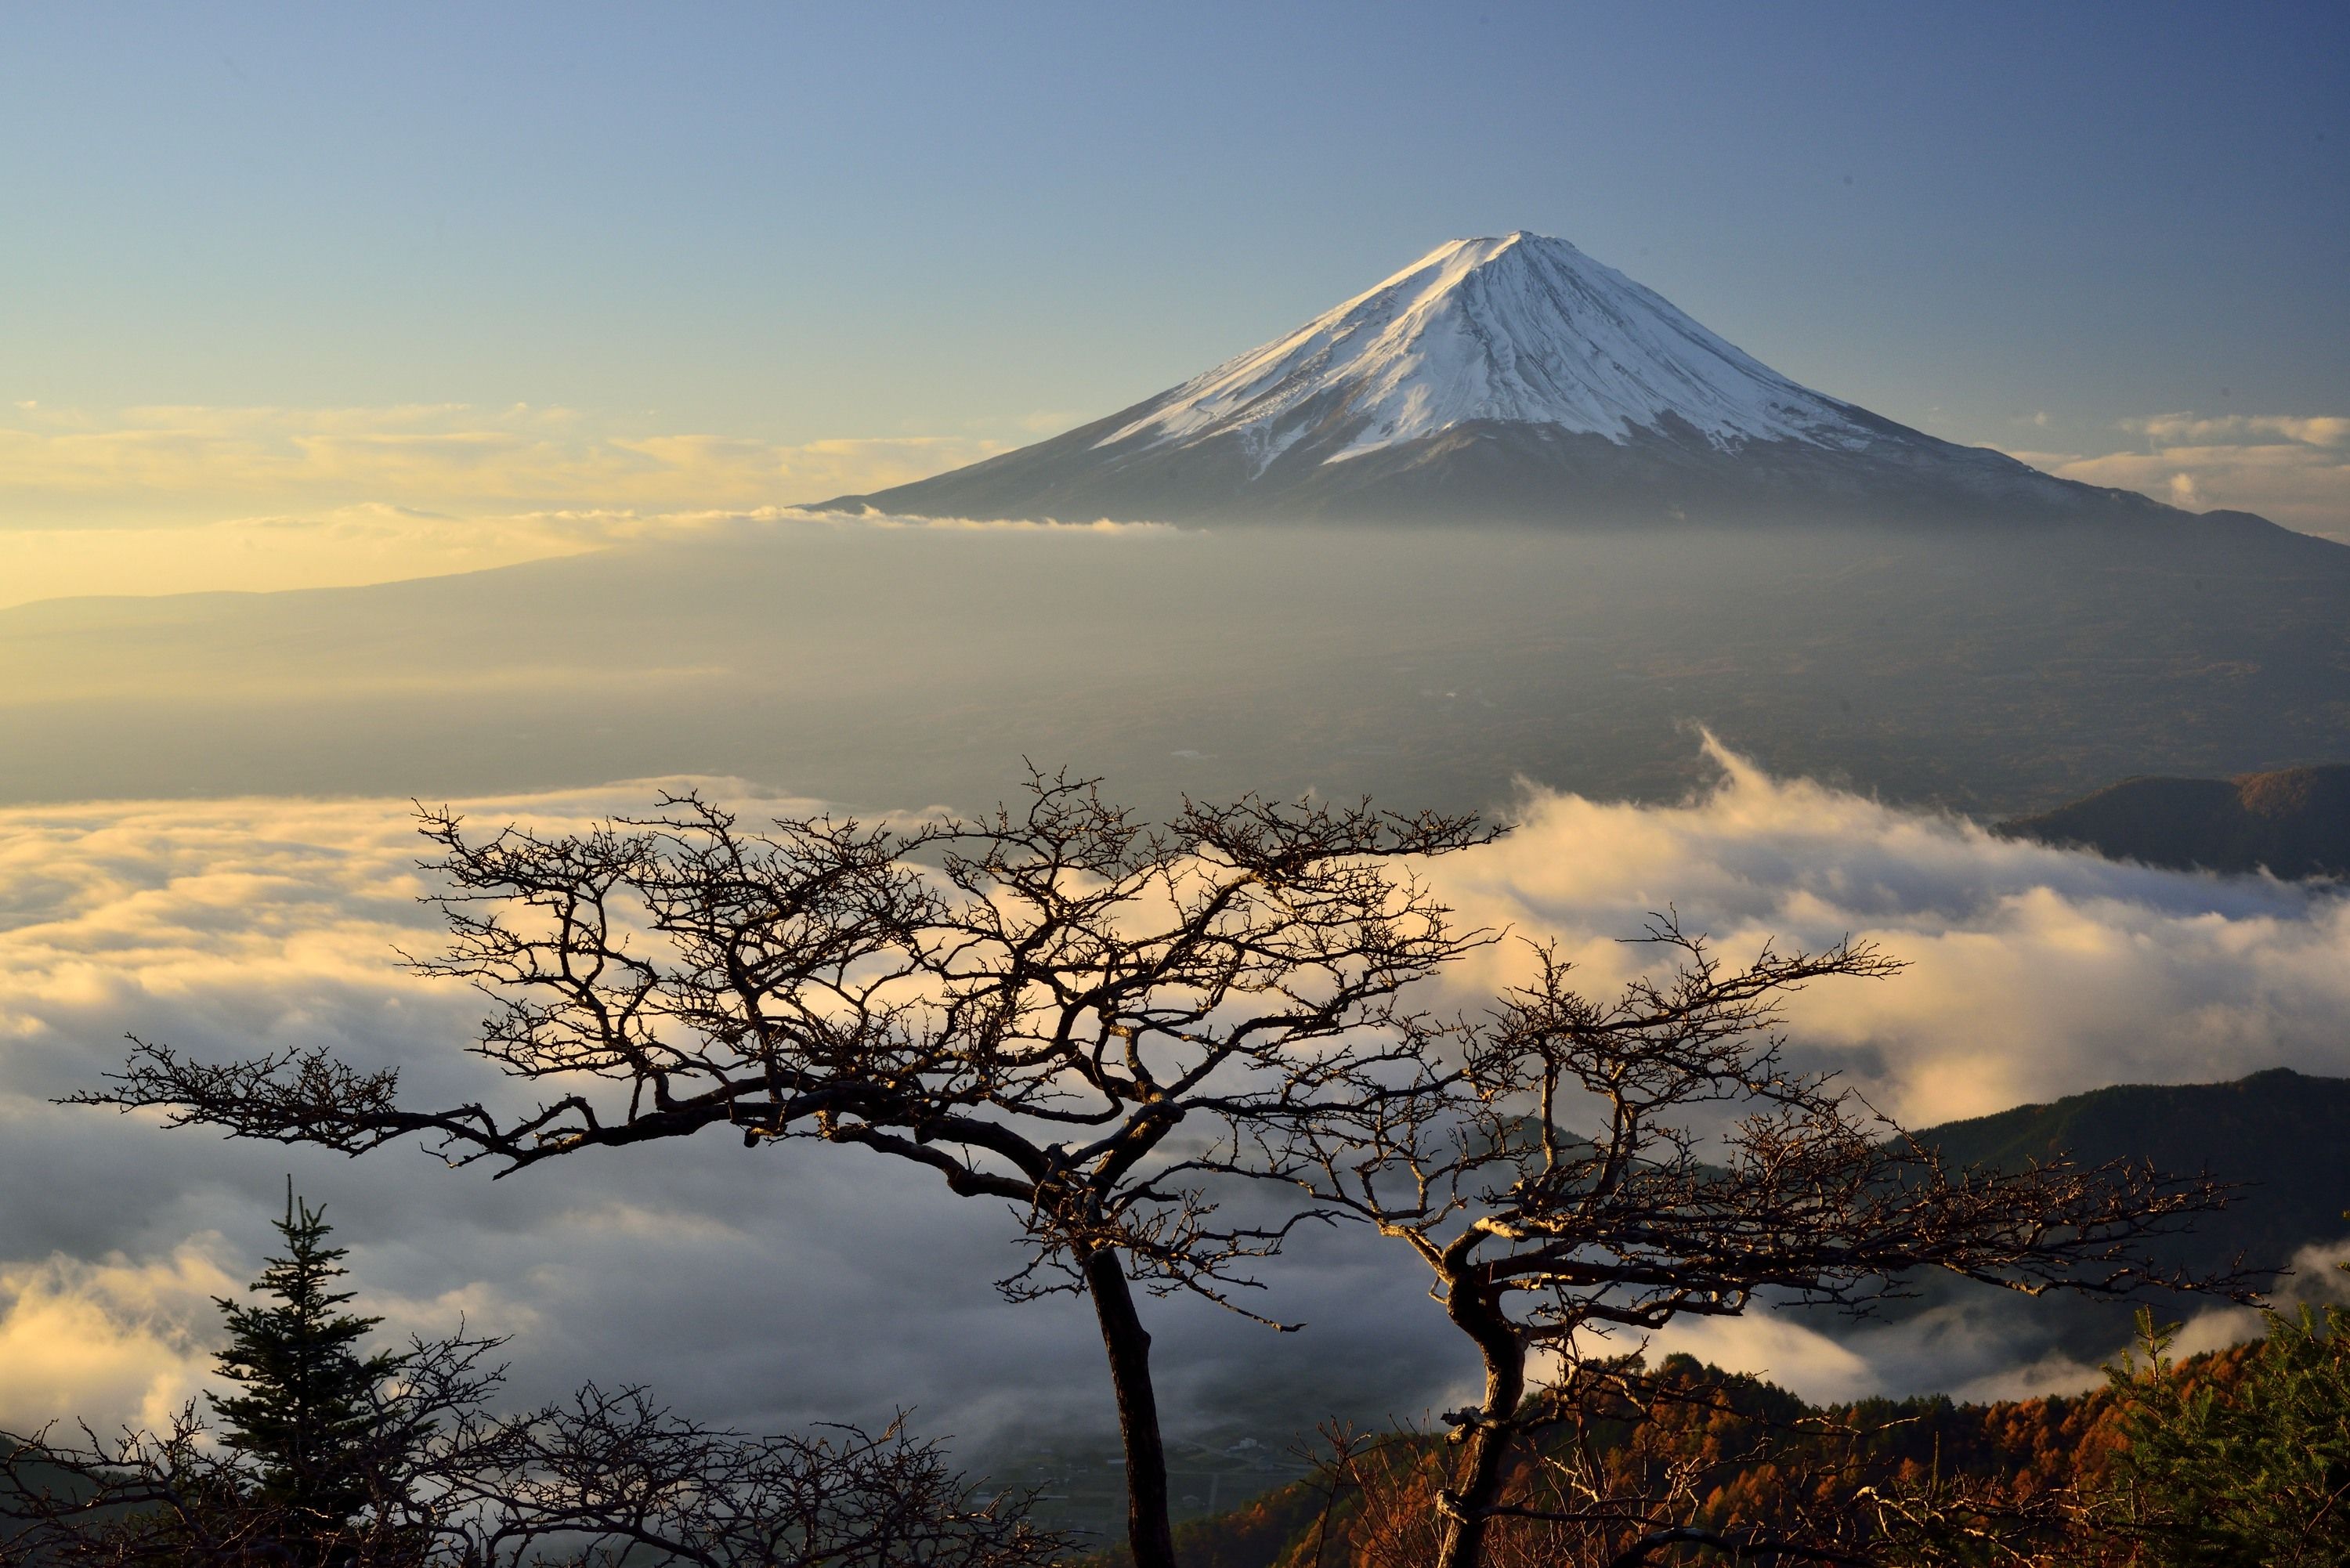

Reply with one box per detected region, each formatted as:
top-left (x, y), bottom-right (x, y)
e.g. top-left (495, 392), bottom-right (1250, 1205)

top-left (1141, 1324), bottom-right (2334, 1568)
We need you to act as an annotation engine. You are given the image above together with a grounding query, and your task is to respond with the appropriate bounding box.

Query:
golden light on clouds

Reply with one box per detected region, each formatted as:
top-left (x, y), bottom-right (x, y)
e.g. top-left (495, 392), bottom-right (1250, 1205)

top-left (0, 403), bottom-right (1007, 605)
top-left (0, 1244), bottom-right (235, 1433)
top-left (1419, 738), bottom-right (2350, 1124)
top-left (7, 397), bottom-right (2347, 606)
top-left (4, 755), bottom-right (2350, 1429)
top-left (0, 403), bottom-right (1005, 512)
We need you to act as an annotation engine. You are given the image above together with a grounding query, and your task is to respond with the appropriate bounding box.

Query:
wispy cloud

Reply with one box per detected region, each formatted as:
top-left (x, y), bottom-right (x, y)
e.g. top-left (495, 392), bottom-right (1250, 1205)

top-left (0, 403), bottom-right (1014, 602)
top-left (0, 500), bottom-right (1169, 610)
top-left (0, 403), bottom-right (1003, 514)
top-left (0, 1242), bottom-right (237, 1434)
top-left (2131, 414), bottom-right (2349, 448)
top-left (2005, 410), bottom-right (2350, 541)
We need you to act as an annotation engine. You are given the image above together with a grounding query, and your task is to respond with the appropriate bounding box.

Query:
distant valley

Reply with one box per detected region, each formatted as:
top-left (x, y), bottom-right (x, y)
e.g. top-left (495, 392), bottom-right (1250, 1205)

top-left (5, 516), bottom-right (2348, 824)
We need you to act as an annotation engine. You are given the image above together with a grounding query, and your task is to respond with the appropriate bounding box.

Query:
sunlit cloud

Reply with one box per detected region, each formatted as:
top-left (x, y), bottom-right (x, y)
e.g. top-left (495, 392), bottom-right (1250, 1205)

top-left (2005, 410), bottom-right (2350, 542)
top-left (2132, 414), bottom-right (2349, 447)
top-left (0, 403), bottom-right (1003, 513)
top-left (0, 1241), bottom-right (236, 1434)
top-left (0, 403), bottom-right (1010, 602)
top-left (0, 504), bottom-right (618, 605)
top-left (3, 753), bottom-right (2345, 1435)
top-left (1424, 737), bottom-right (2350, 1127)
top-left (0, 500), bottom-right (1162, 609)
top-left (1594, 1228), bottom-right (2350, 1410)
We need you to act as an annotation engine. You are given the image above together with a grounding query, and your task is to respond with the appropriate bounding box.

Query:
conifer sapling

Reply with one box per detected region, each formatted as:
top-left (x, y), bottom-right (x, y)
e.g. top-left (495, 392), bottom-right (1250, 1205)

top-left (208, 1183), bottom-right (422, 1557)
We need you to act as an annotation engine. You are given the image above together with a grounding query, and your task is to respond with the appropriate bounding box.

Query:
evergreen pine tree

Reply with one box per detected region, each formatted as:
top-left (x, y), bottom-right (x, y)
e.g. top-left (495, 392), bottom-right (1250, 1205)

top-left (2102, 1231), bottom-right (2350, 1566)
top-left (208, 1183), bottom-right (421, 1566)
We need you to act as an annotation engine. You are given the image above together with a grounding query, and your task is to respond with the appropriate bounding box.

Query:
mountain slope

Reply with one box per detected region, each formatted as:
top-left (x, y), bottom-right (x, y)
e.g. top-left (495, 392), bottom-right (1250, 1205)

top-left (2000, 765), bottom-right (2350, 879)
top-left (1823, 1068), bottom-right (2350, 1367)
top-left (1914, 1068), bottom-right (2350, 1284)
top-left (819, 233), bottom-right (2205, 528)
top-left (1101, 232), bottom-right (1874, 461)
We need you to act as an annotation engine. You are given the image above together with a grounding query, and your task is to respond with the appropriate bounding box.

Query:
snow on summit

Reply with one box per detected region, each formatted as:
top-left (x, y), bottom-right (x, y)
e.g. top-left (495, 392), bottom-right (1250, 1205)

top-left (1101, 232), bottom-right (1872, 468)
top-left (822, 229), bottom-right (2177, 526)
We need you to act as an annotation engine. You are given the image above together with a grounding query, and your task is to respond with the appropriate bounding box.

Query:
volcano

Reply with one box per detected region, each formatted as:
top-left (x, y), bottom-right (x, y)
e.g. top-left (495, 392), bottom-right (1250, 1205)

top-left (819, 232), bottom-right (2207, 528)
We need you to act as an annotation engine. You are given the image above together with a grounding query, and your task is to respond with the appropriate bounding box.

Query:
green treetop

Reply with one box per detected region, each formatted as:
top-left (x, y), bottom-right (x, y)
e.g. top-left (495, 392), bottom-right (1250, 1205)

top-left (2102, 1222), bottom-right (2350, 1566)
top-left (208, 1185), bottom-right (424, 1564)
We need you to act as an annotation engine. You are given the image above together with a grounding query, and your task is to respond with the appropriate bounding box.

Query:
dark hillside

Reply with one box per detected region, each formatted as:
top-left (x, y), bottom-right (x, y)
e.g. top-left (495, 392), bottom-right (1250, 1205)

top-left (1819, 1070), bottom-right (2350, 1366)
top-left (2000, 764), bottom-right (2350, 878)
top-left (1914, 1068), bottom-right (2350, 1284)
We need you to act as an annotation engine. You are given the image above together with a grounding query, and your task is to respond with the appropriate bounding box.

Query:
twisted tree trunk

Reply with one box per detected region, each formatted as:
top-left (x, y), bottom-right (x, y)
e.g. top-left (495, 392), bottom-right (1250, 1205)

top-left (1086, 1248), bottom-right (1177, 1568)
top-left (1435, 1283), bottom-right (1525, 1568)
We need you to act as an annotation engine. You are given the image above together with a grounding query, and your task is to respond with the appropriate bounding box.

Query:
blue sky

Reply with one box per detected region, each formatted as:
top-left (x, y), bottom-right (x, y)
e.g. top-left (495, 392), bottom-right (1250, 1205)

top-left (2, 2), bottom-right (2346, 594)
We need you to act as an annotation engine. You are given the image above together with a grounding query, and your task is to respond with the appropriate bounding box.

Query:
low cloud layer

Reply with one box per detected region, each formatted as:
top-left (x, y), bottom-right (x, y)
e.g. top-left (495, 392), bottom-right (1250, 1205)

top-left (1427, 739), bottom-right (2350, 1124)
top-left (11, 396), bottom-right (2345, 605)
top-left (2, 750), bottom-right (2345, 1451)
top-left (0, 502), bottom-right (1166, 609)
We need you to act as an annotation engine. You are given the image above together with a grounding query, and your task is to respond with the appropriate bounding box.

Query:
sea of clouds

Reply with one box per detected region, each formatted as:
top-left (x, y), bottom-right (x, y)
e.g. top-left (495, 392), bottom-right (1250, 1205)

top-left (2, 745), bottom-right (2346, 1454)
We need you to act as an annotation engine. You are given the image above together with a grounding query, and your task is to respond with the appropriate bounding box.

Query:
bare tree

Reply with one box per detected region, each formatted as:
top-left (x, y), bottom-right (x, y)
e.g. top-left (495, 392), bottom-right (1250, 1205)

top-left (439, 1393), bottom-right (1066, 1568)
top-left (5, 1404), bottom-right (279, 1566)
top-left (0, 1326), bottom-right (502, 1567)
top-left (1260, 918), bottom-right (2251, 1568)
top-left (74, 773), bottom-right (1494, 1568)
top-left (2, 1194), bottom-right (1056, 1568)
top-left (2, 1390), bottom-right (1063, 1568)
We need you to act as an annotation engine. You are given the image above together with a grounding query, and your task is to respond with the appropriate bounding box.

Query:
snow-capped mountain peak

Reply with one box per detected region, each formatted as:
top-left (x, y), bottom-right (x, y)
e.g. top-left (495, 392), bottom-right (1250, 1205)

top-left (821, 231), bottom-right (2164, 528)
top-left (1097, 231), bottom-right (1871, 469)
